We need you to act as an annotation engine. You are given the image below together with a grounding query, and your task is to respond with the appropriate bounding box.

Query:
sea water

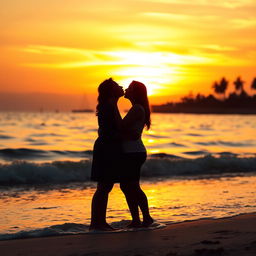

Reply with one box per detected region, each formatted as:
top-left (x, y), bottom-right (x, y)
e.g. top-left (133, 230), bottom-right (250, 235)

top-left (0, 112), bottom-right (256, 240)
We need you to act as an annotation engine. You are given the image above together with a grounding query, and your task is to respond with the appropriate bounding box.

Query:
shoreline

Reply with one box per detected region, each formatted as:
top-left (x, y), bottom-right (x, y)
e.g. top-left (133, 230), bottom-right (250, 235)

top-left (1, 213), bottom-right (256, 256)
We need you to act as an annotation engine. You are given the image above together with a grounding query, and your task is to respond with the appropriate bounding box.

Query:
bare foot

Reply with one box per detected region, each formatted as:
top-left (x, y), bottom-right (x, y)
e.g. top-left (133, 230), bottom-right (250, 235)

top-left (89, 223), bottom-right (114, 231)
top-left (142, 217), bottom-right (154, 227)
top-left (126, 220), bottom-right (142, 229)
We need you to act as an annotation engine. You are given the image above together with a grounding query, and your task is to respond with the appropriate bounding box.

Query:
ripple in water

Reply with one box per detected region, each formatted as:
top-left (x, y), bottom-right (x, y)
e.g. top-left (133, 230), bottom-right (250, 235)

top-left (0, 135), bottom-right (14, 139)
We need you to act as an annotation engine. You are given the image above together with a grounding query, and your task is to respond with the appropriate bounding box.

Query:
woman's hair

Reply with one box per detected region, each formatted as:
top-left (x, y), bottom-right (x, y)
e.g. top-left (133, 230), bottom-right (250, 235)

top-left (130, 81), bottom-right (151, 130)
top-left (96, 78), bottom-right (117, 116)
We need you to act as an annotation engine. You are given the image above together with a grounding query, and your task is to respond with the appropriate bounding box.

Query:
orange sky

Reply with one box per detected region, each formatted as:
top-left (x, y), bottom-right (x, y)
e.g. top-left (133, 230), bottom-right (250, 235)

top-left (1, 0), bottom-right (256, 107)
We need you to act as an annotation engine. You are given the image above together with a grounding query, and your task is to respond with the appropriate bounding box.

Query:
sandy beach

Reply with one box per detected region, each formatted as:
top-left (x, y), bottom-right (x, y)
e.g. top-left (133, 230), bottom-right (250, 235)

top-left (1, 213), bottom-right (255, 256)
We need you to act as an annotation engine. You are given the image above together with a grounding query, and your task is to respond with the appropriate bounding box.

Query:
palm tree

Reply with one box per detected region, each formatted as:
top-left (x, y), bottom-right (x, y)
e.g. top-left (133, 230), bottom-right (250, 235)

top-left (251, 78), bottom-right (256, 94)
top-left (219, 77), bottom-right (229, 99)
top-left (212, 81), bottom-right (222, 97)
top-left (233, 76), bottom-right (244, 94)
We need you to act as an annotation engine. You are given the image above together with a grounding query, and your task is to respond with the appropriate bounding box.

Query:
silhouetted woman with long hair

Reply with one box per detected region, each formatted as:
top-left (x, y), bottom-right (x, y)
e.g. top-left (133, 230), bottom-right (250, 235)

top-left (120, 81), bottom-right (153, 228)
top-left (90, 78), bottom-right (124, 231)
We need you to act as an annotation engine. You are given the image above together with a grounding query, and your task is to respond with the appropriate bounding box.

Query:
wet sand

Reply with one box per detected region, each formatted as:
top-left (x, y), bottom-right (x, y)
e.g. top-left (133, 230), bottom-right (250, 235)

top-left (1, 213), bottom-right (256, 256)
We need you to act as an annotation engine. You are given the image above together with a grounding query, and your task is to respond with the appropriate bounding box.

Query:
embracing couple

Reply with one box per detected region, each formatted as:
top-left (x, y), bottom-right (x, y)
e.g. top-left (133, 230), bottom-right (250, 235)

top-left (89, 78), bottom-right (153, 231)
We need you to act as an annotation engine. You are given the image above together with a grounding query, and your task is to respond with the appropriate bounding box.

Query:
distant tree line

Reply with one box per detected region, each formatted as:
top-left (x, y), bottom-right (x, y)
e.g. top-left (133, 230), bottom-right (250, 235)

top-left (152, 77), bottom-right (256, 114)
top-left (212, 76), bottom-right (256, 99)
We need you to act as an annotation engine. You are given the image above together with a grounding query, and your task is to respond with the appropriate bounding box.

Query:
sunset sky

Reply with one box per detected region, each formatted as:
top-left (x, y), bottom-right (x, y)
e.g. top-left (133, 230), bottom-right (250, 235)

top-left (1, 0), bottom-right (256, 109)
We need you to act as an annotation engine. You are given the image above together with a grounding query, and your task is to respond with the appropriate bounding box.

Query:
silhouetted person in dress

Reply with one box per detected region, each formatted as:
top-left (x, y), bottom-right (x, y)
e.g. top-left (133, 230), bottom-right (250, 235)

top-left (90, 78), bottom-right (124, 231)
top-left (120, 81), bottom-right (153, 228)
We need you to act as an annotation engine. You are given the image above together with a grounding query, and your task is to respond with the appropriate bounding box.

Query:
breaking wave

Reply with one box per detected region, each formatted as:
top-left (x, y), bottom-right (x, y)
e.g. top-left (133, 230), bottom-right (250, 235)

top-left (0, 155), bottom-right (256, 186)
top-left (0, 148), bottom-right (92, 161)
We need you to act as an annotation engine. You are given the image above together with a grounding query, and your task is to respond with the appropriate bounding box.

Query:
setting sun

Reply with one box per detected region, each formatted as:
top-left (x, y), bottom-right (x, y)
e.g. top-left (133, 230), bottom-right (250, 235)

top-left (109, 51), bottom-right (183, 95)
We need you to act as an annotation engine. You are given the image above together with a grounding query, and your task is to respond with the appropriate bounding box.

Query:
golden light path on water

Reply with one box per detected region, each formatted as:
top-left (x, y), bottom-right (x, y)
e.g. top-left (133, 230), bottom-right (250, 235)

top-left (1, 176), bottom-right (256, 234)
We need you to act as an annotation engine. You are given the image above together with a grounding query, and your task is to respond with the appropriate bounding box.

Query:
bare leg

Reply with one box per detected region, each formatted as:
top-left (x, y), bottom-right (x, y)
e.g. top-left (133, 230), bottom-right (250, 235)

top-left (136, 186), bottom-right (154, 227)
top-left (90, 182), bottom-right (114, 230)
top-left (120, 182), bottom-right (141, 227)
top-left (120, 181), bottom-right (153, 227)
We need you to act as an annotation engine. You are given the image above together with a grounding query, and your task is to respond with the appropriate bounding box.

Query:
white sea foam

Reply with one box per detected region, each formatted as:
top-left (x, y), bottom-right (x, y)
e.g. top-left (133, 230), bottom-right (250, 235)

top-left (0, 220), bottom-right (168, 240)
top-left (0, 223), bottom-right (89, 240)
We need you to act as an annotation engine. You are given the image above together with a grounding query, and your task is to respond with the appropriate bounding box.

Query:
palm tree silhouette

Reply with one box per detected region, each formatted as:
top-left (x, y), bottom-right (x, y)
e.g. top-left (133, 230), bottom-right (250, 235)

top-left (251, 78), bottom-right (256, 94)
top-left (212, 81), bottom-right (222, 97)
top-left (233, 76), bottom-right (244, 94)
top-left (212, 78), bottom-right (229, 99)
top-left (219, 77), bottom-right (228, 99)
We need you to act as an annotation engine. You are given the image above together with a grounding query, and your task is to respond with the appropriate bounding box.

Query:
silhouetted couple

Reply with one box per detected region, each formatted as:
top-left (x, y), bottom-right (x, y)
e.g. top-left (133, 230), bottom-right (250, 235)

top-left (90, 78), bottom-right (153, 231)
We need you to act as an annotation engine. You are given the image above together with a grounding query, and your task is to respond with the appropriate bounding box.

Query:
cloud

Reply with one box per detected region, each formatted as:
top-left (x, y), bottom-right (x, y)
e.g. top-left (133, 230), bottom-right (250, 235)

top-left (199, 44), bottom-right (238, 51)
top-left (142, 12), bottom-right (191, 21)
top-left (230, 18), bottom-right (256, 28)
top-left (21, 44), bottom-right (218, 69)
top-left (23, 45), bottom-right (95, 56)
top-left (21, 42), bottom-right (254, 71)
top-left (140, 0), bottom-right (254, 9)
top-left (21, 45), bottom-right (119, 68)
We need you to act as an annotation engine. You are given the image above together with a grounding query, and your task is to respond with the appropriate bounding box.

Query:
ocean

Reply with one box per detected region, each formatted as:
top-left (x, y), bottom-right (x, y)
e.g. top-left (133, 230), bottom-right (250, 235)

top-left (0, 112), bottom-right (256, 240)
